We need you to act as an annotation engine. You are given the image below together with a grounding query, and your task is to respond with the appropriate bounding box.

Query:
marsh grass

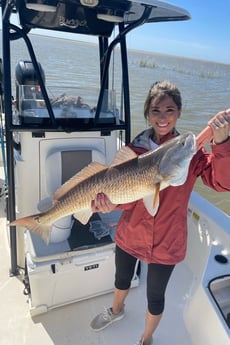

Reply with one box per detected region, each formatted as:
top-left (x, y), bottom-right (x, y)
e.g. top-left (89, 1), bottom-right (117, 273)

top-left (139, 59), bottom-right (216, 78)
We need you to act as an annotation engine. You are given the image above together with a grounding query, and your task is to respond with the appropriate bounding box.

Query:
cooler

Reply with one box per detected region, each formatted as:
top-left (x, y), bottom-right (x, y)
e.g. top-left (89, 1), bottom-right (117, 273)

top-left (25, 211), bottom-right (140, 317)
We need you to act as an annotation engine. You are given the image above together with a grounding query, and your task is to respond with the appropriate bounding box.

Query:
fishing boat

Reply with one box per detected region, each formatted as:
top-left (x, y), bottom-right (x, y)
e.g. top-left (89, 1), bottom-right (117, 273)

top-left (0, 1), bottom-right (229, 344)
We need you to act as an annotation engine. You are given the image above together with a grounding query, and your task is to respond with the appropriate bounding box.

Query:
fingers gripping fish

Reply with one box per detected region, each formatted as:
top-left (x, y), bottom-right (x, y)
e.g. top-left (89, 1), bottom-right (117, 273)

top-left (10, 132), bottom-right (197, 243)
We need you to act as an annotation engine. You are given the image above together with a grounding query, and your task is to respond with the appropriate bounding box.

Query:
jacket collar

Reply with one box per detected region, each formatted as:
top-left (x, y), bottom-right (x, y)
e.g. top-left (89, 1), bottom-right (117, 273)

top-left (131, 127), bottom-right (180, 150)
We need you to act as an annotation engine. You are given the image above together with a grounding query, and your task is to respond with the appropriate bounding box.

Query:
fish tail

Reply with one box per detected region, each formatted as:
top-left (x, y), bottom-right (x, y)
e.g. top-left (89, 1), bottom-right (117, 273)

top-left (10, 214), bottom-right (51, 244)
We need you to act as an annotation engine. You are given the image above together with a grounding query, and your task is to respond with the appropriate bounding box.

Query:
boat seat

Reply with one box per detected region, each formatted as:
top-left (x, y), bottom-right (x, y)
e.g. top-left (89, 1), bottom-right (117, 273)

top-left (39, 138), bottom-right (106, 243)
top-left (44, 146), bottom-right (105, 195)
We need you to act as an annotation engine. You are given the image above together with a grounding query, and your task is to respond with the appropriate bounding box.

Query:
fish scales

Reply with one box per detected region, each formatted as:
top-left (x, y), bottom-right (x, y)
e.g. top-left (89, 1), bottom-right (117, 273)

top-left (54, 161), bottom-right (158, 216)
top-left (10, 132), bottom-right (197, 243)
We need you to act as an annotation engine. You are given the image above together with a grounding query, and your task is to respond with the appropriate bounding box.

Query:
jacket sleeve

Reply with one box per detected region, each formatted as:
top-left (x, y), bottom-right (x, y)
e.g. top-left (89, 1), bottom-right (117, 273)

top-left (196, 138), bottom-right (230, 191)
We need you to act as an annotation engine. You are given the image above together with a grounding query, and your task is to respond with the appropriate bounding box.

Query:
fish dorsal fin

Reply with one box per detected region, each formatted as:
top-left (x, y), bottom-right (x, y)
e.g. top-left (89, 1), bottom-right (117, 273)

top-left (110, 146), bottom-right (137, 167)
top-left (53, 162), bottom-right (108, 200)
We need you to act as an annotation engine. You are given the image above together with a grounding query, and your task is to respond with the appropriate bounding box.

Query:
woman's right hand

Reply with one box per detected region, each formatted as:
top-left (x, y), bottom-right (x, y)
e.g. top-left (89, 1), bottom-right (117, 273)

top-left (208, 109), bottom-right (230, 144)
top-left (91, 193), bottom-right (117, 213)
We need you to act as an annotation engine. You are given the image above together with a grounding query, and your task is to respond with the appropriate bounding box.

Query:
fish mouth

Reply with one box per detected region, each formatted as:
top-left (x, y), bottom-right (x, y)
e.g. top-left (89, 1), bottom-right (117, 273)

top-left (182, 132), bottom-right (197, 152)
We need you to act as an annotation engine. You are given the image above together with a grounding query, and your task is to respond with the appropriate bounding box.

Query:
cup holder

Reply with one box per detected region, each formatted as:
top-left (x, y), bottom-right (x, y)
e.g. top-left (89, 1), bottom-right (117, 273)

top-left (215, 254), bottom-right (228, 264)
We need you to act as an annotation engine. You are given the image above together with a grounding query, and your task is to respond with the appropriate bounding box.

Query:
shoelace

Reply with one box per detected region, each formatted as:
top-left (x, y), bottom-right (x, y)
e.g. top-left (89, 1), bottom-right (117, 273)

top-left (134, 341), bottom-right (143, 345)
top-left (102, 307), bottom-right (112, 321)
top-left (134, 338), bottom-right (153, 345)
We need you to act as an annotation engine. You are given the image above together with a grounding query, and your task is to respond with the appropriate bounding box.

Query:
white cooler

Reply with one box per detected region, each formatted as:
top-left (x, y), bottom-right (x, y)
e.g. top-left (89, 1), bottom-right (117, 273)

top-left (24, 211), bottom-right (139, 316)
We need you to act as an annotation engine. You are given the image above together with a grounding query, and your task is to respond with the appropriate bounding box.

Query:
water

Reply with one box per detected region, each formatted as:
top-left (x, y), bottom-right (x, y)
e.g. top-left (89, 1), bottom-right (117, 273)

top-left (1, 33), bottom-right (229, 215)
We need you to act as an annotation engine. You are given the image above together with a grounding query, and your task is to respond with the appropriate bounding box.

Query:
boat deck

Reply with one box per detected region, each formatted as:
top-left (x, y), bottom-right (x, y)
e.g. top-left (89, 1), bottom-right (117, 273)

top-left (0, 226), bottom-right (193, 345)
top-left (1, 162), bottom-right (229, 345)
top-left (0, 158), bottom-right (194, 345)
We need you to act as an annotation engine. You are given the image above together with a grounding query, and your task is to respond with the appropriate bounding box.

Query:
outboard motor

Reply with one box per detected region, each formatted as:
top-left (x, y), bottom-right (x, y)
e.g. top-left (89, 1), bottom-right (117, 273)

top-left (15, 59), bottom-right (45, 116)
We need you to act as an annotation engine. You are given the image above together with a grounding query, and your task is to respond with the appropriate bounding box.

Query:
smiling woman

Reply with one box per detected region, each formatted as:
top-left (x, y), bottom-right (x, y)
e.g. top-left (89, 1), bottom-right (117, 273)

top-left (144, 81), bottom-right (181, 144)
top-left (90, 78), bottom-right (230, 345)
top-left (0, 2), bottom-right (230, 345)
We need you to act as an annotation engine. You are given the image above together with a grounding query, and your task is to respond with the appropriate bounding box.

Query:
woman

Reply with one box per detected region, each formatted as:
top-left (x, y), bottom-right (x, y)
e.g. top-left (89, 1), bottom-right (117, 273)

top-left (90, 80), bottom-right (230, 345)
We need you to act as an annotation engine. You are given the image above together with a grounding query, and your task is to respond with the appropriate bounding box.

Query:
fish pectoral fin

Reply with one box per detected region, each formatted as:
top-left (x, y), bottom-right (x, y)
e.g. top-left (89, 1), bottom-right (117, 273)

top-left (143, 194), bottom-right (160, 217)
top-left (153, 182), bottom-right (160, 208)
top-left (110, 146), bottom-right (137, 167)
top-left (73, 209), bottom-right (93, 225)
top-left (53, 162), bottom-right (108, 200)
top-left (143, 180), bottom-right (171, 217)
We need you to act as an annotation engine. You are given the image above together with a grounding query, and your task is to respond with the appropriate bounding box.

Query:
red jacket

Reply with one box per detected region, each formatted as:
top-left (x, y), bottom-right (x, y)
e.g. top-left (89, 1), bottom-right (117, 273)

top-left (115, 130), bottom-right (230, 264)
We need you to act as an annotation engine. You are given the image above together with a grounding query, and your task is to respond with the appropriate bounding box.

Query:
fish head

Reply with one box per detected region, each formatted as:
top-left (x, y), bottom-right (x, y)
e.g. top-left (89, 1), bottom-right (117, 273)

top-left (159, 132), bottom-right (197, 186)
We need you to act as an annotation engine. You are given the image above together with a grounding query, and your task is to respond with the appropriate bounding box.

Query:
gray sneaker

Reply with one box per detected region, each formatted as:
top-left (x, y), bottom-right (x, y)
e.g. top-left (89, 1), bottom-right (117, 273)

top-left (134, 337), bottom-right (153, 345)
top-left (90, 306), bottom-right (125, 331)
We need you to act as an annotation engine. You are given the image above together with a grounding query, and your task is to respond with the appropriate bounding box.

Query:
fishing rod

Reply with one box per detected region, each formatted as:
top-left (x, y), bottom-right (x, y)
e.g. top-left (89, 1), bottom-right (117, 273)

top-left (196, 126), bottom-right (213, 150)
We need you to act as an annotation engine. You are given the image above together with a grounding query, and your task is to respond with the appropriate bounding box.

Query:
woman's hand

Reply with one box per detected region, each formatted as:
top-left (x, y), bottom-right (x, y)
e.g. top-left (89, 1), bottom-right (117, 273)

top-left (208, 109), bottom-right (230, 144)
top-left (91, 193), bottom-right (117, 213)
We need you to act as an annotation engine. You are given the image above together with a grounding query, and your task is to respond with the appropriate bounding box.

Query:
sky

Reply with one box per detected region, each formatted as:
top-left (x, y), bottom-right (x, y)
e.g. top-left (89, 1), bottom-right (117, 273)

top-left (126, 0), bottom-right (230, 64)
top-left (1, 0), bottom-right (230, 64)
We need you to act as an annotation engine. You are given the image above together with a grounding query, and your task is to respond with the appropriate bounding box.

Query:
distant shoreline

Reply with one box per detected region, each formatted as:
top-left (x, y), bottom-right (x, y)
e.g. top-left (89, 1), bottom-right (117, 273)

top-left (30, 32), bottom-right (228, 66)
top-left (0, 29), bottom-right (228, 66)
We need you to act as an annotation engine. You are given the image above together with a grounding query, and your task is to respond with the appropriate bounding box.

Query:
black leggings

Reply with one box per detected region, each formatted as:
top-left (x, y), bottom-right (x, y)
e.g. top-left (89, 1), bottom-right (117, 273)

top-left (115, 245), bottom-right (175, 315)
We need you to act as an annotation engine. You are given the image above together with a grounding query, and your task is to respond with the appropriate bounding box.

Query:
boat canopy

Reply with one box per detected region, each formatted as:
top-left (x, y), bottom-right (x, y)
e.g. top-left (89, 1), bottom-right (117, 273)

top-left (0, 0), bottom-right (191, 276)
top-left (0, 0), bottom-right (191, 136)
top-left (2, 0), bottom-right (190, 37)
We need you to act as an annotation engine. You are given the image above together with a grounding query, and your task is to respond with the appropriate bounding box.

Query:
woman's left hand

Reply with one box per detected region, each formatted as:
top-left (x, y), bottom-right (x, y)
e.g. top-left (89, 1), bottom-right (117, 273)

top-left (208, 109), bottom-right (230, 144)
top-left (91, 193), bottom-right (116, 213)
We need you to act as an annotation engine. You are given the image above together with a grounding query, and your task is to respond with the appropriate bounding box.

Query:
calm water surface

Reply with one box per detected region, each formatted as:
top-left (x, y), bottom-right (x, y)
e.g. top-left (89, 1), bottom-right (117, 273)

top-left (1, 34), bottom-right (229, 215)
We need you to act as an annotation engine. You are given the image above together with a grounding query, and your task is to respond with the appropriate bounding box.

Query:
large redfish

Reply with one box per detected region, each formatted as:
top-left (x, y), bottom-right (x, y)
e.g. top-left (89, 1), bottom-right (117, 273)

top-left (10, 132), bottom-right (196, 243)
